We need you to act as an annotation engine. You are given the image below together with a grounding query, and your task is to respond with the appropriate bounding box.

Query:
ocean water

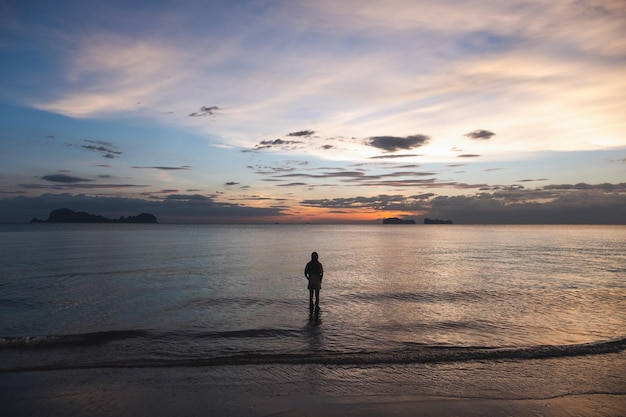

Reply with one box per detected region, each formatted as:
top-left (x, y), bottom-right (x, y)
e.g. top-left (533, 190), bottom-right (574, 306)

top-left (1, 224), bottom-right (625, 375)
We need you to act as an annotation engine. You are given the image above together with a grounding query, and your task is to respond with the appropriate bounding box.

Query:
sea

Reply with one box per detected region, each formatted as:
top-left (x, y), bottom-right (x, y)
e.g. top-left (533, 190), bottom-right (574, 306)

top-left (1, 223), bottom-right (625, 403)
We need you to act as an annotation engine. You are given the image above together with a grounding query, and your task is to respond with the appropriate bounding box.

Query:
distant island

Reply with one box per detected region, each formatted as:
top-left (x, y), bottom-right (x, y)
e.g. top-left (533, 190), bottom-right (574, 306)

top-left (424, 218), bottom-right (453, 224)
top-left (382, 217), bottom-right (416, 225)
top-left (31, 208), bottom-right (158, 224)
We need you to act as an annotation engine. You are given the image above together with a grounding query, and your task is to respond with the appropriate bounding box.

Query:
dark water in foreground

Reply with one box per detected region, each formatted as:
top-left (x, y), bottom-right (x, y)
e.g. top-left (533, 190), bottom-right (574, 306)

top-left (1, 224), bottom-right (625, 376)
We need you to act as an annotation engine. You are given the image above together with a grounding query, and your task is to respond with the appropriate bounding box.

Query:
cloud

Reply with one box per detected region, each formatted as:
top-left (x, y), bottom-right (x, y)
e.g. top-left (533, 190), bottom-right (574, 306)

top-left (20, 182), bottom-right (148, 190)
top-left (299, 182), bottom-right (626, 224)
top-left (188, 105), bottom-right (220, 117)
top-left (276, 182), bottom-right (308, 187)
top-left (541, 182), bottom-right (625, 191)
top-left (370, 154), bottom-right (422, 159)
top-left (428, 187), bottom-right (626, 224)
top-left (367, 135), bottom-right (430, 152)
top-left (268, 169), bottom-right (487, 190)
top-left (224, 181), bottom-right (239, 186)
top-left (80, 140), bottom-right (122, 159)
top-left (132, 166), bottom-right (192, 170)
top-left (260, 139), bottom-right (302, 146)
top-left (275, 170), bottom-right (367, 180)
top-left (517, 178), bottom-right (548, 183)
top-left (251, 138), bottom-right (305, 151)
top-left (301, 194), bottom-right (429, 212)
top-left (164, 194), bottom-right (211, 201)
top-left (20, 0), bottom-right (625, 161)
top-left (458, 154), bottom-right (481, 158)
top-left (465, 129), bottom-right (495, 140)
top-left (41, 174), bottom-right (91, 183)
top-left (24, 173), bottom-right (148, 190)
top-left (287, 130), bottom-right (315, 137)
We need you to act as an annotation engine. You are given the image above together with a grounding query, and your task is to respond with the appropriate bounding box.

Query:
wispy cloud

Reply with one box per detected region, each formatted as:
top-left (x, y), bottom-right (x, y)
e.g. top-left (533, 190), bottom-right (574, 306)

top-left (75, 140), bottom-right (122, 159)
top-left (22, 1), bottom-right (625, 161)
top-left (370, 154), bottom-right (422, 159)
top-left (20, 183), bottom-right (148, 190)
top-left (132, 166), bottom-right (192, 170)
top-left (250, 139), bottom-right (305, 151)
top-left (189, 105), bottom-right (220, 117)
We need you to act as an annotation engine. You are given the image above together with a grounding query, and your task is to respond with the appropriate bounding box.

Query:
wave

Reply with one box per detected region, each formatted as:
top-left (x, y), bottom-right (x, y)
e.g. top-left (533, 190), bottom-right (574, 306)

top-left (1, 334), bottom-right (624, 373)
top-left (159, 337), bottom-right (626, 367)
top-left (0, 327), bottom-right (299, 350)
top-left (0, 330), bottom-right (147, 349)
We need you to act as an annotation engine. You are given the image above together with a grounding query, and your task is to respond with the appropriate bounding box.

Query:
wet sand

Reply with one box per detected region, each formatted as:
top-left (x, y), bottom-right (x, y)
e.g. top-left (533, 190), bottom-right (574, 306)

top-left (2, 353), bottom-right (625, 417)
top-left (3, 380), bottom-right (623, 417)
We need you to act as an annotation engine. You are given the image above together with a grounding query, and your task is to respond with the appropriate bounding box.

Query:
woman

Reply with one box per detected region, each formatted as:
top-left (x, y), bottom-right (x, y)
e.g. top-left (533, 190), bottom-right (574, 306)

top-left (304, 252), bottom-right (324, 308)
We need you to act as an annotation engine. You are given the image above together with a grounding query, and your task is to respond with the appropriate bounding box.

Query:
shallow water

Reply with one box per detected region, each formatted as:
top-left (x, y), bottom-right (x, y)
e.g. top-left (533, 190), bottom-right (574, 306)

top-left (1, 224), bottom-right (625, 372)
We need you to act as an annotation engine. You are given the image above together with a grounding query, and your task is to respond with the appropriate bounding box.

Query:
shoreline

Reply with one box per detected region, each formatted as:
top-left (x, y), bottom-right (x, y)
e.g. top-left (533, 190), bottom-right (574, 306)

top-left (2, 354), bottom-right (625, 417)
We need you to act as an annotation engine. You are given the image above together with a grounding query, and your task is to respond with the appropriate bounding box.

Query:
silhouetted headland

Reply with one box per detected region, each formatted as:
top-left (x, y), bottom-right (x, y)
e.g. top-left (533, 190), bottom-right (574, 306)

top-left (31, 208), bottom-right (158, 224)
top-left (424, 218), bottom-right (453, 224)
top-left (382, 217), bottom-right (416, 224)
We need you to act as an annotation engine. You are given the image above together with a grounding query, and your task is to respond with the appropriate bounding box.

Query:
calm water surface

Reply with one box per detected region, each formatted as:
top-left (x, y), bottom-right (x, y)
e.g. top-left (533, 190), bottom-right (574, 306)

top-left (1, 224), bottom-right (625, 371)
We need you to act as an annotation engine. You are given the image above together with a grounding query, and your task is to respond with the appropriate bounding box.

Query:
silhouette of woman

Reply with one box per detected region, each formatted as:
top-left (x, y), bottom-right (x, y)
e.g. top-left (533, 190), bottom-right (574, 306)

top-left (304, 252), bottom-right (324, 309)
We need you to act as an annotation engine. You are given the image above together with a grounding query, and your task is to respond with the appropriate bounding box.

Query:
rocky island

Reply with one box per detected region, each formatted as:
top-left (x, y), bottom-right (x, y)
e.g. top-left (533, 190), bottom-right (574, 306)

top-left (382, 217), bottom-right (416, 225)
top-left (31, 208), bottom-right (158, 224)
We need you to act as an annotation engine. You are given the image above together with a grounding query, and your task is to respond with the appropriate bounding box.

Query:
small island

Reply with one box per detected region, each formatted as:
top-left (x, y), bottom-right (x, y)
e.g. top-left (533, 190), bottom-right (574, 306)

top-left (31, 208), bottom-right (158, 224)
top-left (382, 217), bottom-right (416, 225)
top-left (424, 218), bottom-right (453, 224)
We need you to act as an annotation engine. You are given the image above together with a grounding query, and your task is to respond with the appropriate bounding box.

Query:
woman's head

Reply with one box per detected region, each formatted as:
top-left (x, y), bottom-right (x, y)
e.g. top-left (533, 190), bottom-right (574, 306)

top-left (311, 252), bottom-right (318, 260)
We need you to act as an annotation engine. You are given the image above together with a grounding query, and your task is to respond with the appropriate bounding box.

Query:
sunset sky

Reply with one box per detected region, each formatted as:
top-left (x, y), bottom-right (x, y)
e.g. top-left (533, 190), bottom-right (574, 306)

top-left (1, 0), bottom-right (625, 223)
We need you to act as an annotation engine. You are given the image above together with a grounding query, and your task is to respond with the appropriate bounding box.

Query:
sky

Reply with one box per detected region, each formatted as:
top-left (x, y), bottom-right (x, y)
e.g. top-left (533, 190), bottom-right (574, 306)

top-left (0, 0), bottom-right (625, 224)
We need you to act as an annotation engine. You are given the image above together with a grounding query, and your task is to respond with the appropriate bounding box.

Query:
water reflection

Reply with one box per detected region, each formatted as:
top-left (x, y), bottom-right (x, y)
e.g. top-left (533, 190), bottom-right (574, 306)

top-left (304, 308), bottom-right (324, 389)
top-left (305, 308), bottom-right (323, 351)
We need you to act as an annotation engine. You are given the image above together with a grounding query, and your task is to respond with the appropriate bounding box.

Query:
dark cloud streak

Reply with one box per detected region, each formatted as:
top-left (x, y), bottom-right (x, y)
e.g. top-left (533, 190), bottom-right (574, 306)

top-left (132, 166), bottom-right (192, 170)
top-left (81, 140), bottom-right (122, 159)
top-left (370, 154), bottom-right (422, 159)
top-left (189, 105), bottom-right (220, 117)
top-left (367, 135), bottom-right (430, 152)
top-left (287, 130), bottom-right (315, 137)
top-left (41, 174), bottom-right (91, 183)
top-left (465, 130), bottom-right (495, 140)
